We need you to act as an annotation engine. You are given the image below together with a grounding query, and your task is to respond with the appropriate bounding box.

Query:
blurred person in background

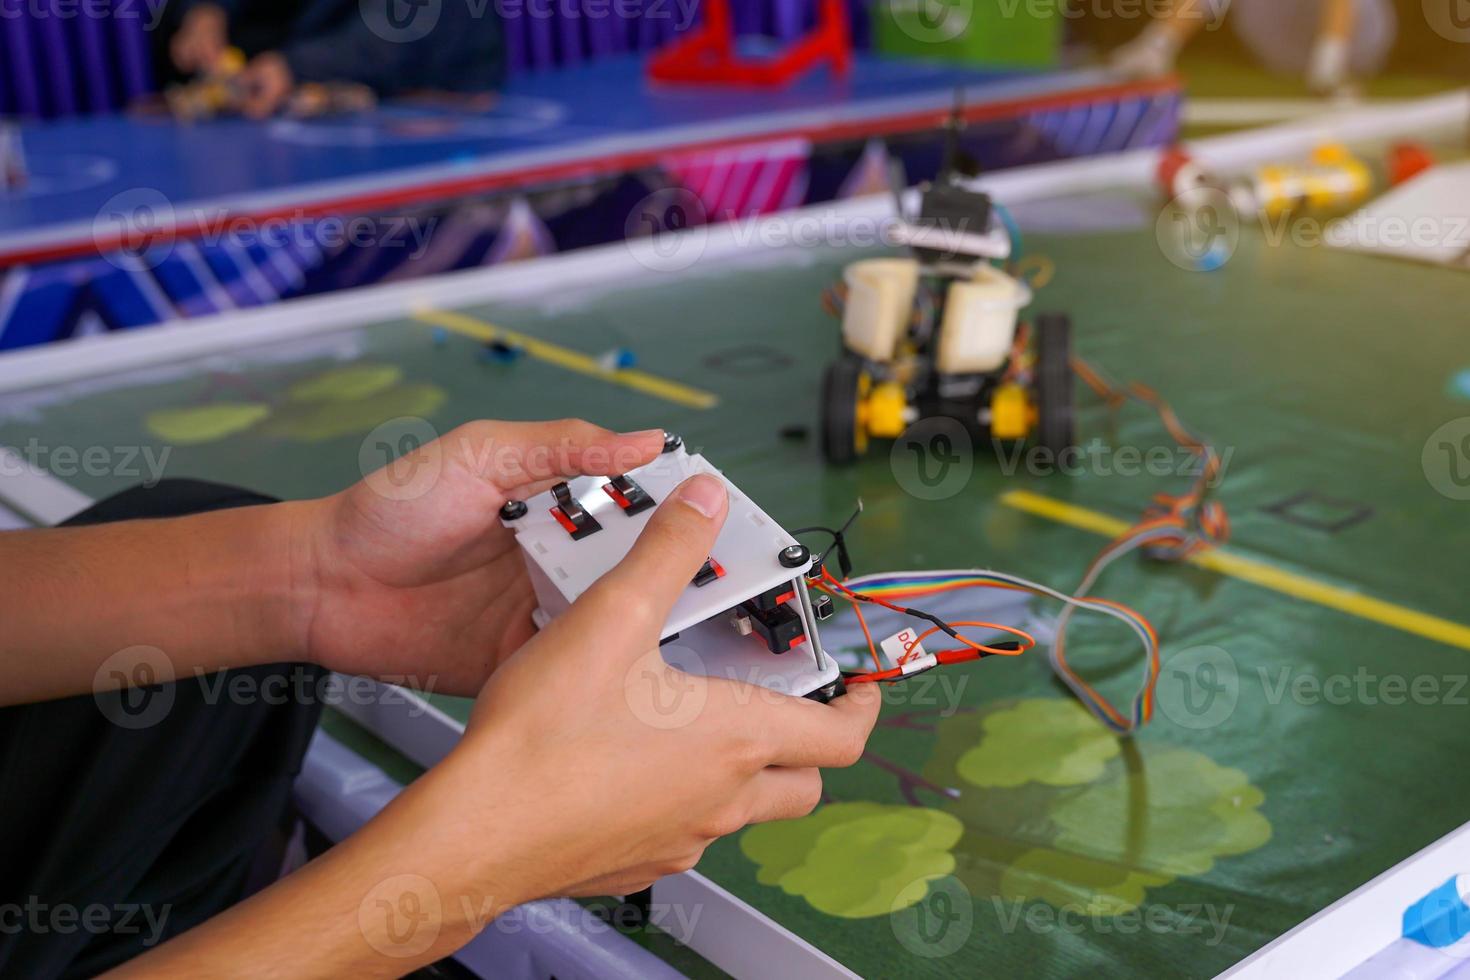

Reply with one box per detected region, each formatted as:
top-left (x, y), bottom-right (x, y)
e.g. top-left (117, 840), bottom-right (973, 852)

top-left (159, 0), bottom-right (507, 117)
top-left (1109, 0), bottom-right (1398, 95)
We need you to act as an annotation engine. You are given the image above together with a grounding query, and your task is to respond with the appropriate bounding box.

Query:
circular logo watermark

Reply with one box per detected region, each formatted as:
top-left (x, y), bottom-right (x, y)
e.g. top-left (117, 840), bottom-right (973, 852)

top-left (1424, 0), bottom-right (1470, 43)
top-left (885, 0), bottom-right (974, 44)
top-left (625, 644), bottom-right (709, 731)
top-left (358, 873), bottom-right (443, 958)
top-left (1423, 417), bottom-right (1470, 501)
top-left (92, 645), bottom-right (176, 730)
top-left (890, 417), bottom-right (974, 501)
top-left (93, 188), bottom-right (176, 270)
top-left (1156, 187), bottom-right (1240, 273)
top-left (891, 875), bottom-right (973, 959)
top-left (1156, 645), bottom-right (1239, 731)
top-left (624, 187), bottom-right (709, 274)
top-left (358, 416), bottom-right (443, 502)
top-left (360, 0), bottom-right (443, 43)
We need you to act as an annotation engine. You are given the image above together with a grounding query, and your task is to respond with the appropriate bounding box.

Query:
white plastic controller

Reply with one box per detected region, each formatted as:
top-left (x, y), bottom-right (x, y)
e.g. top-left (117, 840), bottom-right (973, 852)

top-left (499, 438), bottom-right (844, 701)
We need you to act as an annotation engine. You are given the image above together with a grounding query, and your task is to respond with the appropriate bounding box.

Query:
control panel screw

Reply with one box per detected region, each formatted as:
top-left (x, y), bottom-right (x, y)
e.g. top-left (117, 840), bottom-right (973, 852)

top-left (778, 544), bottom-right (810, 568)
top-left (662, 431), bottom-right (683, 454)
top-left (500, 500), bottom-right (528, 520)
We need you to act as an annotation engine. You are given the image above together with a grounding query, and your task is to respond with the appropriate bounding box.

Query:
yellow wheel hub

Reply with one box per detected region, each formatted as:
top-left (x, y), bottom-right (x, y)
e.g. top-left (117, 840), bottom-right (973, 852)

top-left (990, 382), bottom-right (1036, 441)
top-left (855, 377), bottom-right (909, 450)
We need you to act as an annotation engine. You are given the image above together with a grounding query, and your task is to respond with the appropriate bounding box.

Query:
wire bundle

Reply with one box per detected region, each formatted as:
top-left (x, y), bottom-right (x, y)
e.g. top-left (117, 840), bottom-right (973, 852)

top-left (817, 569), bottom-right (1160, 735)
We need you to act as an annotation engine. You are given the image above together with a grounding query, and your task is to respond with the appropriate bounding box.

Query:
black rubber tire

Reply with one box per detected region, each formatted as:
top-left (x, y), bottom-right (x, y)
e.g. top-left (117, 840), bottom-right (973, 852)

top-left (820, 356), bottom-right (863, 465)
top-left (1034, 313), bottom-right (1076, 455)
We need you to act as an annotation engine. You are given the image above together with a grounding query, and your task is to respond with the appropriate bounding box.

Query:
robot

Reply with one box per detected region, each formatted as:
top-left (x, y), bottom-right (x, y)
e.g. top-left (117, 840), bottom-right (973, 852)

top-left (500, 434), bottom-right (844, 702)
top-left (819, 178), bottom-right (1075, 465)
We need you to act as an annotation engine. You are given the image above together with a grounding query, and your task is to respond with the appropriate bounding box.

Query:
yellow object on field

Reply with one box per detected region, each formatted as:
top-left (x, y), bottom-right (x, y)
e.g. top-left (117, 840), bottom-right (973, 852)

top-left (861, 381), bottom-right (910, 439)
top-left (1251, 143), bottom-right (1373, 220)
top-left (989, 382), bottom-right (1034, 440)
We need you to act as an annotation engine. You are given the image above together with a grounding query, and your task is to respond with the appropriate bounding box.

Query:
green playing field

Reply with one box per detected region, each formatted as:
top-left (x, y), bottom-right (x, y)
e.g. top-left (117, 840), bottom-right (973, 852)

top-left (4, 172), bottom-right (1470, 977)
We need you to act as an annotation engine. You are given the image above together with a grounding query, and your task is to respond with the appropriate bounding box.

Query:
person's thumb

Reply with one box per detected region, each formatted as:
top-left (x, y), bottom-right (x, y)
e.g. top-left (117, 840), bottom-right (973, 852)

top-left (578, 474), bottom-right (728, 647)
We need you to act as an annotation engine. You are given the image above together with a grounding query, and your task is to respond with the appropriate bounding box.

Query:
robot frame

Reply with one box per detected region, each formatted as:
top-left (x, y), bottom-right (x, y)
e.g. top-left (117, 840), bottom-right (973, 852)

top-left (819, 176), bottom-right (1076, 466)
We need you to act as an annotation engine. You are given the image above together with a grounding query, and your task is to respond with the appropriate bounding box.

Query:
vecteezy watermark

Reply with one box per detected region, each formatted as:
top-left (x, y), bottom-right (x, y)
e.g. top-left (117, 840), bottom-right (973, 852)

top-left (1423, 417), bottom-right (1470, 501)
top-left (1257, 666), bottom-right (1470, 709)
top-left (359, 0), bottom-right (699, 42)
top-left (1155, 645), bottom-right (1240, 731)
top-left (358, 873), bottom-right (443, 959)
top-left (92, 188), bottom-right (438, 271)
top-left (0, 897), bottom-right (171, 947)
top-left (359, 420), bottom-right (667, 503)
top-left (626, 644), bottom-right (712, 731)
top-left (1157, 187), bottom-right (1241, 273)
top-left (994, 438), bottom-right (1233, 485)
top-left (883, 0), bottom-right (975, 43)
top-left (998, 0), bottom-right (1223, 25)
top-left (1423, 0), bottom-right (1470, 43)
top-left (890, 418), bottom-right (976, 502)
top-left (359, 417), bottom-right (444, 502)
top-left (891, 876), bottom-right (974, 958)
top-left (1157, 188), bottom-right (1470, 273)
top-left (991, 897), bottom-right (1236, 946)
top-left (472, 897), bottom-right (705, 937)
top-left (625, 188), bottom-right (710, 274)
top-left (0, 437), bottom-right (171, 487)
top-left (888, 421), bottom-right (1231, 503)
top-left (0, 0), bottom-right (169, 30)
top-left (624, 202), bottom-right (992, 274)
top-left (93, 645), bottom-right (177, 731)
top-left (92, 649), bottom-right (441, 729)
top-left (494, 0), bottom-right (699, 28)
top-left (1156, 644), bottom-right (1470, 731)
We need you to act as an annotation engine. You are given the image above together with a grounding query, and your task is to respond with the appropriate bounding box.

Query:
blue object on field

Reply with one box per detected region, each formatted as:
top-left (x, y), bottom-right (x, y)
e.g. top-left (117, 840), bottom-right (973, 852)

top-left (1447, 369), bottom-right (1470, 401)
top-left (1404, 875), bottom-right (1470, 948)
top-left (481, 339), bottom-right (526, 363)
top-left (598, 347), bottom-right (637, 371)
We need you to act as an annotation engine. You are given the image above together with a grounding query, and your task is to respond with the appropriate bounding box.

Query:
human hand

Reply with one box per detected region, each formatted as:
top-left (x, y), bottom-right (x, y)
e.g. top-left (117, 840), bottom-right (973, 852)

top-left (1307, 35), bottom-right (1351, 95)
top-left (442, 473), bottom-right (883, 901)
top-left (171, 4), bottom-right (228, 75)
top-left (1110, 23), bottom-right (1182, 80)
top-left (107, 471), bottom-right (880, 975)
top-left (240, 52), bottom-right (294, 118)
top-left (296, 420), bottom-right (666, 695)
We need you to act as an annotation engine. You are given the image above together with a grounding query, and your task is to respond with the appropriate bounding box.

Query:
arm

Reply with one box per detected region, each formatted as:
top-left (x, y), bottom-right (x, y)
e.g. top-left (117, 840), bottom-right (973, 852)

top-left (1, 420), bottom-right (667, 707)
top-left (1309, 0), bottom-right (1358, 93)
top-left (1110, 0), bottom-right (1225, 78)
top-left (0, 501), bottom-right (307, 707)
top-left (107, 475), bottom-right (884, 977)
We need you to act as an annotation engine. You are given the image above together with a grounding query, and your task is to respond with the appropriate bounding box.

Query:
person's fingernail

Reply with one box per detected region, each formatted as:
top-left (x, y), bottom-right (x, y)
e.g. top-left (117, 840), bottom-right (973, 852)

top-left (676, 474), bottom-right (726, 519)
top-left (621, 428), bottom-right (664, 441)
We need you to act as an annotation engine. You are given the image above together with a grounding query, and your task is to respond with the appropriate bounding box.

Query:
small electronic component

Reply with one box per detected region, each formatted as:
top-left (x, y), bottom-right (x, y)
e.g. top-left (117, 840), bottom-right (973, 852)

top-left (502, 440), bottom-right (843, 701)
top-left (603, 475), bottom-right (656, 516)
top-left (550, 482), bottom-right (601, 540)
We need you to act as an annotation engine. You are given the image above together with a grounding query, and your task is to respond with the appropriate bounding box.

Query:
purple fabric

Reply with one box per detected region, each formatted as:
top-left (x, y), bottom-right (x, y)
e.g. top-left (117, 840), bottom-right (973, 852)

top-left (113, 9), bottom-right (153, 104)
top-left (74, 9), bottom-right (115, 111)
top-left (1, 3), bottom-right (155, 118)
top-left (2, 16), bottom-right (44, 117)
top-left (38, 14), bottom-right (79, 116)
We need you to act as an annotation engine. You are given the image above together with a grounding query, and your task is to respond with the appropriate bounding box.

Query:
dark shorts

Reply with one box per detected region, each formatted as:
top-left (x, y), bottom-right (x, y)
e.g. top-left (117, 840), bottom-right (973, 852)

top-left (0, 481), bottom-right (325, 979)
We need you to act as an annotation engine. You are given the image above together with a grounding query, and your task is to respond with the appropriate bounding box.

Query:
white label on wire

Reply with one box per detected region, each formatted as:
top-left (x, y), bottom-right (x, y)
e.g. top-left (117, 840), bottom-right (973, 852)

top-left (899, 653), bottom-right (939, 676)
top-left (881, 629), bottom-right (927, 669)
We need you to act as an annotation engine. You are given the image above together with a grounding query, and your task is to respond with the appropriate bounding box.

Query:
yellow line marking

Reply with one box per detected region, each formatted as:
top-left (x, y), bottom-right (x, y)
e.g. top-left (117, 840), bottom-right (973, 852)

top-left (1000, 489), bottom-right (1470, 653)
top-left (414, 308), bottom-right (719, 411)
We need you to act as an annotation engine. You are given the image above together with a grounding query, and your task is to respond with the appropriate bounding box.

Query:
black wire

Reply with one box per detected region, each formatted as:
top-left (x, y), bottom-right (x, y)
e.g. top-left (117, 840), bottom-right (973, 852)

top-left (792, 500), bottom-right (863, 578)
